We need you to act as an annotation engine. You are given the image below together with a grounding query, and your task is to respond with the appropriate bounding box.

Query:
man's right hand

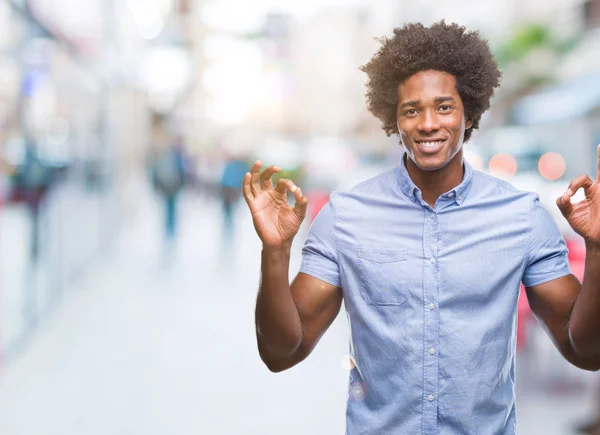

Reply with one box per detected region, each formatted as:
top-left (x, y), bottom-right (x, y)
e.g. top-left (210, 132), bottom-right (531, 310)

top-left (242, 160), bottom-right (308, 247)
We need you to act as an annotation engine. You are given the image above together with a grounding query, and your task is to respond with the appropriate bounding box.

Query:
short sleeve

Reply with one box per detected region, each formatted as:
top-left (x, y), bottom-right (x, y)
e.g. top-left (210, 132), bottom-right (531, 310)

top-left (299, 193), bottom-right (341, 288)
top-left (522, 195), bottom-right (571, 287)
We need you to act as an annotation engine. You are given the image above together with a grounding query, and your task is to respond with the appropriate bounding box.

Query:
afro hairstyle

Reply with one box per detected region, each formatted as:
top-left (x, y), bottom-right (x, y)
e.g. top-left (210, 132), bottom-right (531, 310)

top-left (360, 20), bottom-right (501, 143)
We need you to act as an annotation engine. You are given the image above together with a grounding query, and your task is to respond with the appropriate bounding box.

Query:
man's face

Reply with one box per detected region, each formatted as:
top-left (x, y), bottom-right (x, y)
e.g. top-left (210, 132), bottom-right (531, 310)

top-left (396, 70), bottom-right (472, 172)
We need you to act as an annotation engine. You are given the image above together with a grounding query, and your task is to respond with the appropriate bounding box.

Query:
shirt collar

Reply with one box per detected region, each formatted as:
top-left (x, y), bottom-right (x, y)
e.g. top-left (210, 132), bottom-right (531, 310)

top-left (396, 153), bottom-right (473, 206)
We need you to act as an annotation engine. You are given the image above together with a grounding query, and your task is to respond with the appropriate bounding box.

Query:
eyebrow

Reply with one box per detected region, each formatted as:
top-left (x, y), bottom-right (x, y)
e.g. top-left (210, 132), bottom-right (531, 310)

top-left (399, 96), bottom-right (457, 110)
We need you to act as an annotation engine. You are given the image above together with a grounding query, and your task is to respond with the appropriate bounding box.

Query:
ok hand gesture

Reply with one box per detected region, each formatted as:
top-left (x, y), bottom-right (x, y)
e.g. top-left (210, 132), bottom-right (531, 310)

top-left (557, 145), bottom-right (600, 245)
top-left (242, 161), bottom-right (308, 248)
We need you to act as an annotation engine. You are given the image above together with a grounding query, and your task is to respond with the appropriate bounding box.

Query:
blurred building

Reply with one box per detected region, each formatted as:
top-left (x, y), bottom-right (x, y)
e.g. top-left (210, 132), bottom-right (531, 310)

top-left (501, 0), bottom-right (600, 181)
top-left (0, 0), bottom-right (194, 360)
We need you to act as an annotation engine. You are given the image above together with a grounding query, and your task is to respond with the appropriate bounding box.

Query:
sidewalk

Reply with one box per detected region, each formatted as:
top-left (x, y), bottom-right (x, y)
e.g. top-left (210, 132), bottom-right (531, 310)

top-left (0, 192), bottom-right (348, 435)
top-left (0, 182), bottom-right (114, 359)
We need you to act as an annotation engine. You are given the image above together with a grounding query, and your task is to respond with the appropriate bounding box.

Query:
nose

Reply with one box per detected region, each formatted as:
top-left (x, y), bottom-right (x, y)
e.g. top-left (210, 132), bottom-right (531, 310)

top-left (417, 109), bottom-right (441, 133)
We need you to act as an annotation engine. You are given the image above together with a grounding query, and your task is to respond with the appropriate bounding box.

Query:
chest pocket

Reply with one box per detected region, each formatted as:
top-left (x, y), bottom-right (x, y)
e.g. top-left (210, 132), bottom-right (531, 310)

top-left (357, 245), bottom-right (408, 307)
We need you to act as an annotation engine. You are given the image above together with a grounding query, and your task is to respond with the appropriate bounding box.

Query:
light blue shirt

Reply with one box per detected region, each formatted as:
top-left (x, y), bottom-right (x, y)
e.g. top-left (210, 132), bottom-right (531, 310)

top-left (299, 157), bottom-right (571, 434)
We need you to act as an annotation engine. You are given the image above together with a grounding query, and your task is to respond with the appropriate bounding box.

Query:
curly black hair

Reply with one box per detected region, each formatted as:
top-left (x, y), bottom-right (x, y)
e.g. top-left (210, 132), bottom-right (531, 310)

top-left (360, 20), bottom-right (501, 143)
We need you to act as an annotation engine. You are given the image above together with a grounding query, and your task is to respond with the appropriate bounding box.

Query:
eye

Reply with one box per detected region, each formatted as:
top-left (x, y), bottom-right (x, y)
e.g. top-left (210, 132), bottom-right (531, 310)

top-left (438, 105), bottom-right (452, 112)
top-left (403, 109), bottom-right (418, 116)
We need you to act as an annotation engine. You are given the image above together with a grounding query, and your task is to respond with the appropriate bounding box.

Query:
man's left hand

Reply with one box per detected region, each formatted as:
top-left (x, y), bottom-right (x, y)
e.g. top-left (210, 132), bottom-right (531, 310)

top-left (557, 144), bottom-right (600, 245)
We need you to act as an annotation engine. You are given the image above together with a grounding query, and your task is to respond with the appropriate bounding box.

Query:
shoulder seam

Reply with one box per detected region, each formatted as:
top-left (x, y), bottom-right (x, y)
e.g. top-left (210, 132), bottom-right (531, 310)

top-left (331, 191), bottom-right (339, 261)
top-left (523, 193), bottom-right (537, 270)
top-left (348, 168), bottom-right (396, 192)
top-left (473, 171), bottom-right (519, 193)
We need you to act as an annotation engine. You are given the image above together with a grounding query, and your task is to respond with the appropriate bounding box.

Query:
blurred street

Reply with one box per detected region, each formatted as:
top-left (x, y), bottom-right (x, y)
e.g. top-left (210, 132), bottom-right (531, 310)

top-left (2, 0), bottom-right (600, 433)
top-left (0, 185), bottom-right (351, 435)
top-left (0, 182), bottom-right (595, 435)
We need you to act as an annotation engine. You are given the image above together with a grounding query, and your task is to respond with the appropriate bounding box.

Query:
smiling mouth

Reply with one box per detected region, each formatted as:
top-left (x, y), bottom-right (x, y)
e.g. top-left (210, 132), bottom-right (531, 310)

top-left (415, 139), bottom-right (447, 148)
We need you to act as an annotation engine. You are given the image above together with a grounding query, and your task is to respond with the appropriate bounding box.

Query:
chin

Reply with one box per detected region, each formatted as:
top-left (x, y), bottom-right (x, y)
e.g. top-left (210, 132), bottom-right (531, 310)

top-left (412, 156), bottom-right (451, 172)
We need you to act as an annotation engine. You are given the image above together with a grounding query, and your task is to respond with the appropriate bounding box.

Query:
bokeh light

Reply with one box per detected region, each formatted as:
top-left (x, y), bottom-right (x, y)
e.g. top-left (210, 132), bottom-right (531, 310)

top-left (340, 354), bottom-right (356, 371)
top-left (349, 381), bottom-right (366, 401)
top-left (488, 153), bottom-right (518, 179)
top-left (538, 152), bottom-right (566, 181)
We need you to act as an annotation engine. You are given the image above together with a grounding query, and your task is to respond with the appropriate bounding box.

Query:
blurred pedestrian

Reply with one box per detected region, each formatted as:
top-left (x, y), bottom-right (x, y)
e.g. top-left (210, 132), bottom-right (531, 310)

top-left (243, 21), bottom-right (600, 434)
top-left (14, 139), bottom-right (53, 263)
top-left (219, 155), bottom-right (249, 238)
top-left (12, 139), bottom-right (55, 323)
top-left (151, 136), bottom-right (187, 248)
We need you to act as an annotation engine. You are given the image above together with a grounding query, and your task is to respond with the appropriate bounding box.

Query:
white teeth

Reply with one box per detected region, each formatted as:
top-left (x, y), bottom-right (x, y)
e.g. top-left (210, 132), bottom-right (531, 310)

top-left (420, 141), bottom-right (444, 147)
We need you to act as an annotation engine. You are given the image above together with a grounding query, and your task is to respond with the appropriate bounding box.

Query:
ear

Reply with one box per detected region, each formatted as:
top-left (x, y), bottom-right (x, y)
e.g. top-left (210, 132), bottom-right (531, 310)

top-left (466, 119), bottom-right (473, 130)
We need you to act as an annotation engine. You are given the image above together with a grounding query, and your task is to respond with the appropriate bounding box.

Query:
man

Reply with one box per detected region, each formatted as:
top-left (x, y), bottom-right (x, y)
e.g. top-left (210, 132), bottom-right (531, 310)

top-left (150, 136), bottom-right (187, 245)
top-left (242, 21), bottom-right (600, 434)
top-left (219, 154), bottom-right (250, 237)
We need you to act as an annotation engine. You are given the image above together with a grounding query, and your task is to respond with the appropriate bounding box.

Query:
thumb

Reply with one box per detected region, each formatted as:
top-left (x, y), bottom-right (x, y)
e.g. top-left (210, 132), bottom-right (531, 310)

top-left (292, 187), bottom-right (308, 221)
top-left (556, 190), bottom-right (573, 220)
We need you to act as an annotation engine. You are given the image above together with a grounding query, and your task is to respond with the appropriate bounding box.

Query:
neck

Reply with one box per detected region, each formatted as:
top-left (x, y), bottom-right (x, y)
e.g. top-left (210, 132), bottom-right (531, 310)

top-left (405, 150), bottom-right (465, 207)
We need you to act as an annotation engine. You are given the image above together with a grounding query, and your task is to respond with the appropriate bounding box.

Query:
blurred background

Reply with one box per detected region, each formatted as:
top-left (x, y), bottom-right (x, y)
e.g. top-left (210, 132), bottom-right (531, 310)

top-left (0, 0), bottom-right (599, 434)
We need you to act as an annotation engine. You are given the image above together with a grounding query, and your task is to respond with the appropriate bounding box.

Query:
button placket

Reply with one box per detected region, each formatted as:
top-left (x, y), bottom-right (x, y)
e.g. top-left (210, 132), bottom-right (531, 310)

top-left (422, 206), bottom-right (439, 432)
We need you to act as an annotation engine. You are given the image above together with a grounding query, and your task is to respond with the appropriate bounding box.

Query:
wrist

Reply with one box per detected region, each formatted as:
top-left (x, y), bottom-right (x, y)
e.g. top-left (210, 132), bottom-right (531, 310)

top-left (262, 242), bottom-right (293, 255)
top-left (585, 239), bottom-right (600, 254)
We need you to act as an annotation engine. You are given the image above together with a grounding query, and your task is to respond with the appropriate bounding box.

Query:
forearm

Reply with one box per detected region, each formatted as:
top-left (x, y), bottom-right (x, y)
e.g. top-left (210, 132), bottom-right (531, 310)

top-left (569, 242), bottom-right (600, 357)
top-left (255, 244), bottom-right (303, 358)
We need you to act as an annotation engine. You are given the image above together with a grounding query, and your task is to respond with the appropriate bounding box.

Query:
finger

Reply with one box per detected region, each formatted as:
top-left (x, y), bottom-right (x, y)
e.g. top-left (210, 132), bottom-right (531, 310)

top-left (555, 174), bottom-right (593, 219)
top-left (260, 165), bottom-right (281, 190)
top-left (250, 160), bottom-right (261, 196)
top-left (274, 178), bottom-right (297, 195)
top-left (292, 187), bottom-right (308, 221)
top-left (596, 144), bottom-right (600, 182)
top-left (556, 190), bottom-right (574, 219)
top-left (242, 172), bottom-right (253, 205)
top-left (567, 174), bottom-right (594, 196)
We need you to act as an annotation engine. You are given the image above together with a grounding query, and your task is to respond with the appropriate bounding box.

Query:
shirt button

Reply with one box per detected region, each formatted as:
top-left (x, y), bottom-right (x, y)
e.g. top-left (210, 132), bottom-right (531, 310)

top-left (429, 213), bottom-right (435, 219)
top-left (458, 195), bottom-right (463, 201)
top-left (428, 395), bottom-right (435, 402)
top-left (428, 302), bottom-right (435, 310)
top-left (429, 348), bottom-right (436, 355)
top-left (429, 257), bottom-right (436, 264)
top-left (448, 192), bottom-right (455, 197)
